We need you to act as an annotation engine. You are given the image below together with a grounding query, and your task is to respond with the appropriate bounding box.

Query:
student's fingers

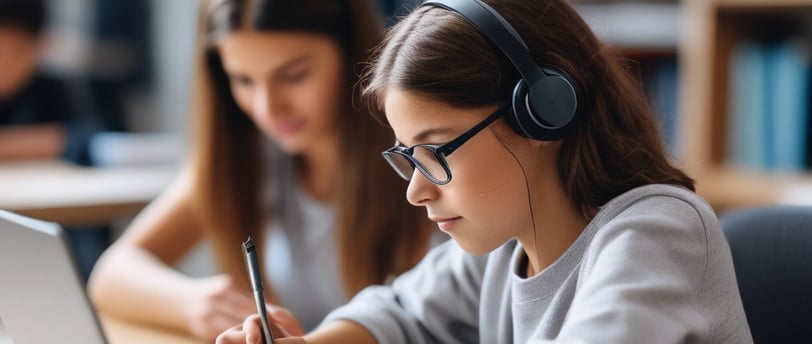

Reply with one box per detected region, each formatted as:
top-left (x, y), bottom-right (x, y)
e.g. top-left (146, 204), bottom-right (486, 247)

top-left (185, 299), bottom-right (250, 340)
top-left (214, 324), bottom-right (251, 344)
top-left (266, 304), bottom-right (304, 336)
top-left (218, 288), bottom-right (260, 320)
top-left (210, 313), bottom-right (251, 336)
top-left (219, 277), bottom-right (257, 308)
top-left (207, 278), bottom-right (258, 320)
top-left (268, 323), bottom-right (308, 344)
top-left (220, 314), bottom-right (305, 344)
top-left (242, 314), bottom-right (265, 344)
top-left (272, 337), bottom-right (307, 344)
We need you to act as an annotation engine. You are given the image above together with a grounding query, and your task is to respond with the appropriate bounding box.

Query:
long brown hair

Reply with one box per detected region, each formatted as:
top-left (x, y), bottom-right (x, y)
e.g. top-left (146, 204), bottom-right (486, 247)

top-left (363, 0), bottom-right (694, 219)
top-left (190, 0), bottom-right (429, 298)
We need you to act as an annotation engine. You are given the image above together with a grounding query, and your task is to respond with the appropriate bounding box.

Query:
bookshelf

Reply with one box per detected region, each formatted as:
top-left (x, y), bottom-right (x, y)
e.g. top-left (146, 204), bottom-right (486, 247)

top-left (679, 0), bottom-right (812, 211)
top-left (574, 1), bottom-right (683, 153)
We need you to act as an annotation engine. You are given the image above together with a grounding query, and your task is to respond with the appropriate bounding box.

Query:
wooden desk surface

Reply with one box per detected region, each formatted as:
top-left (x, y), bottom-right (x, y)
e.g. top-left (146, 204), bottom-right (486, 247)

top-left (100, 315), bottom-right (205, 344)
top-left (0, 160), bottom-right (176, 226)
top-left (0, 315), bottom-right (205, 344)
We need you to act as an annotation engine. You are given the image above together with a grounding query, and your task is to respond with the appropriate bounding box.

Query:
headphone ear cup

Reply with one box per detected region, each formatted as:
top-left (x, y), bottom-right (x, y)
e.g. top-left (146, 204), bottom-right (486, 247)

top-left (506, 79), bottom-right (537, 139)
top-left (528, 70), bottom-right (578, 128)
top-left (507, 69), bottom-right (580, 141)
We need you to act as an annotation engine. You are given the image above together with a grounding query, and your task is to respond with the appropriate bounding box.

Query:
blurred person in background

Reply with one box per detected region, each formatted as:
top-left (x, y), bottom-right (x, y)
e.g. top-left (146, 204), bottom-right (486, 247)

top-left (0, 0), bottom-right (113, 283)
top-left (0, 0), bottom-right (98, 163)
top-left (88, 0), bottom-right (438, 341)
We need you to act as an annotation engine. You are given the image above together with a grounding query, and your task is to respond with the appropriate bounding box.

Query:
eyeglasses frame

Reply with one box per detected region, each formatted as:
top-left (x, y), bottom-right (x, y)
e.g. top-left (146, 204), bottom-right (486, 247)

top-left (381, 103), bottom-right (511, 185)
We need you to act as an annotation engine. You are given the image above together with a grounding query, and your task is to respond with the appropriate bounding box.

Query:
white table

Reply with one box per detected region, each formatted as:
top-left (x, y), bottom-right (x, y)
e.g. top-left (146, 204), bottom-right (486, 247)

top-left (0, 160), bottom-right (176, 226)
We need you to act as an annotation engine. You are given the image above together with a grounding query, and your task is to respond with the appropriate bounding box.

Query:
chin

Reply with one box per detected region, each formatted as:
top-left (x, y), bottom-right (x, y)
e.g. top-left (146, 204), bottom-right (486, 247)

top-left (276, 142), bottom-right (305, 155)
top-left (269, 135), bottom-right (309, 155)
top-left (0, 85), bottom-right (13, 98)
top-left (453, 237), bottom-right (503, 256)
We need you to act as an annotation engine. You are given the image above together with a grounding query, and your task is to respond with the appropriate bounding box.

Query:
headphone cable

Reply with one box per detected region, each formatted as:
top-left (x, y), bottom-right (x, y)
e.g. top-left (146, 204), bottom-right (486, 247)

top-left (493, 129), bottom-right (541, 277)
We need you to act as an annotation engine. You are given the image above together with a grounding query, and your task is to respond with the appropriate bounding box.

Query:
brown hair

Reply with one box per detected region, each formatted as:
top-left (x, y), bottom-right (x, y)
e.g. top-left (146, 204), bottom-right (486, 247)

top-left (363, 0), bottom-right (694, 219)
top-left (190, 0), bottom-right (429, 298)
top-left (0, 0), bottom-right (45, 35)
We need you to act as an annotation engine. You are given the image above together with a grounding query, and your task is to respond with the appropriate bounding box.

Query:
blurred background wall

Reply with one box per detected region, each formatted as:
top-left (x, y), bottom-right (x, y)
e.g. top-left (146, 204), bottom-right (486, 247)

top-left (42, 0), bottom-right (198, 137)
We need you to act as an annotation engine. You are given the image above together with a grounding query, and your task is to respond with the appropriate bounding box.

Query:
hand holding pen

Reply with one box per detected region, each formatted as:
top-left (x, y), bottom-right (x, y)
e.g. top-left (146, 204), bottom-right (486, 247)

top-left (243, 235), bottom-right (275, 343)
top-left (216, 235), bottom-right (304, 343)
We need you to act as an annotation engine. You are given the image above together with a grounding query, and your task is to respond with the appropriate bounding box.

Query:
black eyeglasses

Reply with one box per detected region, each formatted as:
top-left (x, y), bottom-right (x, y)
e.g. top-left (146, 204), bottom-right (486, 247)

top-left (382, 103), bottom-right (511, 185)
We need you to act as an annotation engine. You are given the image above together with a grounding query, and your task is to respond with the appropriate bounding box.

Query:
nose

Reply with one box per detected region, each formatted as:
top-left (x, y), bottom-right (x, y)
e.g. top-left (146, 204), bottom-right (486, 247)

top-left (251, 84), bottom-right (282, 119)
top-left (405, 169), bottom-right (439, 206)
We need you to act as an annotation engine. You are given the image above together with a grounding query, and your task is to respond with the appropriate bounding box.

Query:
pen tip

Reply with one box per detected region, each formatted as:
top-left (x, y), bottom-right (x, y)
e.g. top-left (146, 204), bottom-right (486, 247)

top-left (243, 235), bottom-right (255, 250)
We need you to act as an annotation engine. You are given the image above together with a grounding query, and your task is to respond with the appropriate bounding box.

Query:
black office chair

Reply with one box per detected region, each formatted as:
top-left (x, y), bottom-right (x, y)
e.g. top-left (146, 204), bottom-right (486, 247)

top-left (719, 205), bottom-right (812, 343)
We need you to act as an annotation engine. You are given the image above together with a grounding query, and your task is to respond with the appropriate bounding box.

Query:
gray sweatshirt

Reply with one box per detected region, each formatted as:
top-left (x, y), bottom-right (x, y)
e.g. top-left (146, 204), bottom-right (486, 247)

top-left (321, 184), bottom-right (753, 343)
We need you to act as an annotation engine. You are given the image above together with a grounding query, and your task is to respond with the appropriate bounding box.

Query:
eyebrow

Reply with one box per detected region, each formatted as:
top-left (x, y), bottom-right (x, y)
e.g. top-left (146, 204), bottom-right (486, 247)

top-left (275, 55), bottom-right (311, 74)
top-left (410, 127), bottom-right (458, 145)
top-left (224, 55), bottom-right (311, 78)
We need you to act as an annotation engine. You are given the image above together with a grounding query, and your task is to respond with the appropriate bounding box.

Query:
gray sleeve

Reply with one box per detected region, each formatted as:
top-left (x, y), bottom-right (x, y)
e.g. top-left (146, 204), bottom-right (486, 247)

top-left (544, 196), bottom-right (712, 343)
top-left (320, 241), bottom-right (487, 344)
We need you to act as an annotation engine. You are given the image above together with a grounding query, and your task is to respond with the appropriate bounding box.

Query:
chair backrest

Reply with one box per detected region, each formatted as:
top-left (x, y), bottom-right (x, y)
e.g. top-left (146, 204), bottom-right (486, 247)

top-left (720, 205), bottom-right (812, 343)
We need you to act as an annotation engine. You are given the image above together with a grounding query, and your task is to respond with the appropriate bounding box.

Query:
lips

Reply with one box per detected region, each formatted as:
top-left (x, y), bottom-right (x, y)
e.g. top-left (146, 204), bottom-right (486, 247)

top-left (431, 216), bottom-right (462, 232)
top-left (273, 120), bottom-right (305, 136)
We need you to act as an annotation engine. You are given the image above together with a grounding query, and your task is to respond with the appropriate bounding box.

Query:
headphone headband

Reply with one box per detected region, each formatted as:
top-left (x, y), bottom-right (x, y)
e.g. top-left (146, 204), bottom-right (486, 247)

top-left (422, 0), bottom-right (544, 83)
top-left (420, 0), bottom-right (582, 141)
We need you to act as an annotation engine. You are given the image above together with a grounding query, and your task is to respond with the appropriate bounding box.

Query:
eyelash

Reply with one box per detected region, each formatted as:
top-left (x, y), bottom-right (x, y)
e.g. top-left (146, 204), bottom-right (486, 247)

top-left (230, 75), bottom-right (252, 87)
top-left (283, 70), bottom-right (309, 83)
top-left (228, 68), bottom-right (309, 87)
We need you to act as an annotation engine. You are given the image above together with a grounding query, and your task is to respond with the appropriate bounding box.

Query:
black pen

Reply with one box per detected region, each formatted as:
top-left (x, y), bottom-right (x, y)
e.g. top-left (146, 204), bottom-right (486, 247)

top-left (243, 235), bottom-right (274, 343)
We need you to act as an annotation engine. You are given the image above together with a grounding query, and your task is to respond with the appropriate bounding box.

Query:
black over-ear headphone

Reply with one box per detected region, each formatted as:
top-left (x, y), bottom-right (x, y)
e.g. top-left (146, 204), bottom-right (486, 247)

top-left (422, 0), bottom-right (582, 141)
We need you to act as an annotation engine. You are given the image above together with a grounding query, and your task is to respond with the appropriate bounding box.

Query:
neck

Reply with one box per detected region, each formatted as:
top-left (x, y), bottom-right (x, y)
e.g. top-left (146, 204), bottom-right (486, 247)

top-left (516, 163), bottom-right (587, 278)
top-left (297, 133), bottom-right (340, 202)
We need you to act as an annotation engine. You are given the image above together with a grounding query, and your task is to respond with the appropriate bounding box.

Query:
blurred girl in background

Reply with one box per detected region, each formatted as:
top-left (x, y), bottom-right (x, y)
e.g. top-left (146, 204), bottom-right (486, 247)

top-left (89, 0), bottom-right (435, 340)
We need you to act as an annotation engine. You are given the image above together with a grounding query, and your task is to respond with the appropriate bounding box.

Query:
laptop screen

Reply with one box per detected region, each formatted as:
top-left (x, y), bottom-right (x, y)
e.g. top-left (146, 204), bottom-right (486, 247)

top-left (0, 210), bottom-right (108, 344)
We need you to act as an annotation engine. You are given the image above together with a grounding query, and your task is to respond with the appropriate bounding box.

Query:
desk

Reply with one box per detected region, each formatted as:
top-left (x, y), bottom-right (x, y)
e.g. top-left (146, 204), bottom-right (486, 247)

top-left (100, 315), bottom-right (205, 344)
top-left (0, 315), bottom-right (205, 344)
top-left (0, 160), bottom-right (176, 226)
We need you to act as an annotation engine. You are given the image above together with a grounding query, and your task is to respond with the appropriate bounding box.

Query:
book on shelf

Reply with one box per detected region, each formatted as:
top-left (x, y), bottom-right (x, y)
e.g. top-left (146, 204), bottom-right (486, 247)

top-left (726, 37), bottom-right (811, 172)
top-left (768, 38), bottom-right (810, 171)
top-left (806, 65), bottom-right (812, 168)
top-left (645, 57), bottom-right (679, 155)
top-left (727, 41), bottom-right (768, 170)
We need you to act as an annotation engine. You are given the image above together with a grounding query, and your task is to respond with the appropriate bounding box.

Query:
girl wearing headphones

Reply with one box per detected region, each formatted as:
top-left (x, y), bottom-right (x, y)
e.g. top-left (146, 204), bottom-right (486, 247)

top-left (88, 0), bottom-right (436, 341)
top-left (217, 0), bottom-right (752, 342)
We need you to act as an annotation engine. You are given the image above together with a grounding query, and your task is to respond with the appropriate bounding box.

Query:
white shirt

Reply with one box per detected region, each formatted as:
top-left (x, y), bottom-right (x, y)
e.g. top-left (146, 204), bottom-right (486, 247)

top-left (260, 142), bottom-right (346, 331)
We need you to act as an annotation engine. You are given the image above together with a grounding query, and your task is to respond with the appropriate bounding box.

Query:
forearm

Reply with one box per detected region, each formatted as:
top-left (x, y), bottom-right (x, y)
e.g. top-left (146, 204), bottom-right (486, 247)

top-left (0, 124), bottom-right (65, 161)
top-left (303, 321), bottom-right (377, 344)
top-left (88, 245), bottom-right (196, 333)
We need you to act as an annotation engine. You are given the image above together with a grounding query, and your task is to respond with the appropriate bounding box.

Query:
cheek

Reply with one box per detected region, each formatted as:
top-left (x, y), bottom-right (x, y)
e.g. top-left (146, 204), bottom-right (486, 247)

top-left (296, 71), bottom-right (343, 126)
top-left (449, 143), bottom-right (530, 231)
top-left (0, 48), bottom-right (36, 96)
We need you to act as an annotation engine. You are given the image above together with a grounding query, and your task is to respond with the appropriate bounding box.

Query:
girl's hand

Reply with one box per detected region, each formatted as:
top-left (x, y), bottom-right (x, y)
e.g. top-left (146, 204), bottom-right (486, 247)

top-left (182, 274), bottom-right (261, 340)
top-left (216, 310), bottom-right (306, 344)
top-left (265, 304), bottom-right (305, 337)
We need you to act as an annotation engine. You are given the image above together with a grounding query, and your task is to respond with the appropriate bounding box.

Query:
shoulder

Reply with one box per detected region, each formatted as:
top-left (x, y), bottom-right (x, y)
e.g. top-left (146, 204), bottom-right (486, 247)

top-left (596, 184), bottom-right (716, 237)
top-left (25, 74), bottom-right (71, 97)
top-left (19, 74), bottom-right (76, 119)
top-left (582, 184), bottom-right (719, 276)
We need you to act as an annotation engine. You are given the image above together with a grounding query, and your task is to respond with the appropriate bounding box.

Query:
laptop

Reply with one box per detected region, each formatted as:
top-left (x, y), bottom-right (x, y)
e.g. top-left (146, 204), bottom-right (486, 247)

top-left (0, 210), bottom-right (108, 344)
